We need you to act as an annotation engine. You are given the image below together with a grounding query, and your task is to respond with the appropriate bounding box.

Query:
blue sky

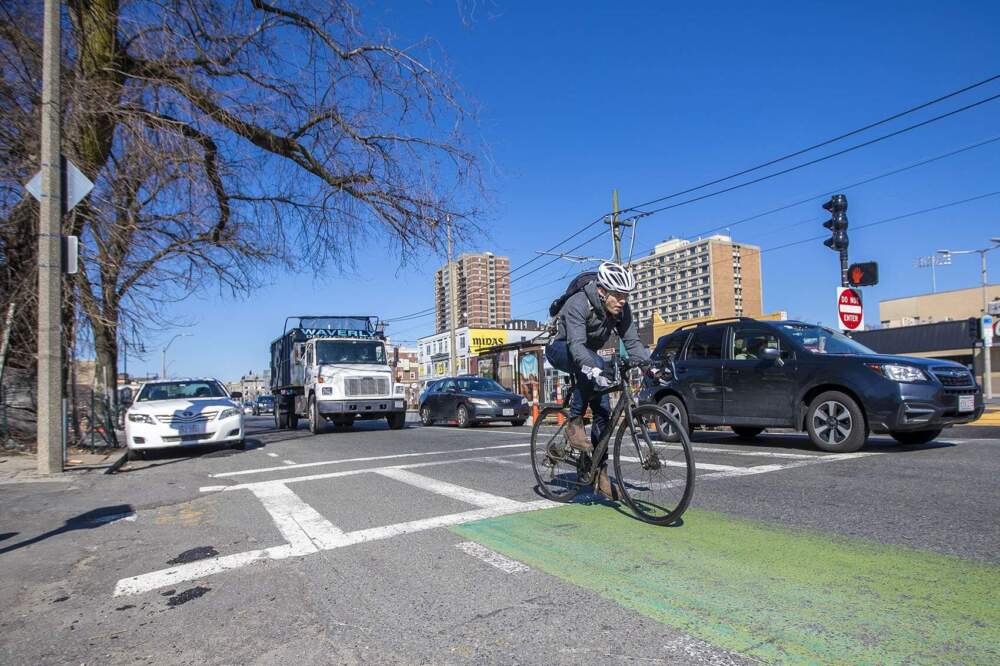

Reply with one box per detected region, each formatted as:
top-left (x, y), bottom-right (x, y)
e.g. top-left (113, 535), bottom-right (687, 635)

top-left (142, 1), bottom-right (1000, 381)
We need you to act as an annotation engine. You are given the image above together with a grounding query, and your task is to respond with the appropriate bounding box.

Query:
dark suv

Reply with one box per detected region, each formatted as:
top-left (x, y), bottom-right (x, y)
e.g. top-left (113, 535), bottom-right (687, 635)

top-left (640, 318), bottom-right (984, 452)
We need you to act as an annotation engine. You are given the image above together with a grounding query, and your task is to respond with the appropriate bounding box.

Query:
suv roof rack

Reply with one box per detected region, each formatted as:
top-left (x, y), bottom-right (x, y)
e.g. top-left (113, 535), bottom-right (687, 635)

top-left (672, 316), bottom-right (759, 332)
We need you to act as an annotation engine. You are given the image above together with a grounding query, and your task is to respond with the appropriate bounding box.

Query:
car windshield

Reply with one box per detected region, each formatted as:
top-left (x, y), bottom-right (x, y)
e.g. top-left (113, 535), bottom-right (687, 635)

top-left (455, 377), bottom-right (505, 392)
top-left (137, 380), bottom-right (226, 402)
top-left (779, 324), bottom-right (875, 355)
top-left (315, 340), bottom-right (386, 364)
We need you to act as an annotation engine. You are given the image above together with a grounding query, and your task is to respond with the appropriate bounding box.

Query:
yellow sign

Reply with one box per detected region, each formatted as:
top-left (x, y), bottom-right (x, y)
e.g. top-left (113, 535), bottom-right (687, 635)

top-left (469, 328), bottom-right (508, 355)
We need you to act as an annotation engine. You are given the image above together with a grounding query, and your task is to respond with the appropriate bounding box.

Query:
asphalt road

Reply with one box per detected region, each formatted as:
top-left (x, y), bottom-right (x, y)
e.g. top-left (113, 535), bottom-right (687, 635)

top-left (1, 416), bottom-right (997, 664)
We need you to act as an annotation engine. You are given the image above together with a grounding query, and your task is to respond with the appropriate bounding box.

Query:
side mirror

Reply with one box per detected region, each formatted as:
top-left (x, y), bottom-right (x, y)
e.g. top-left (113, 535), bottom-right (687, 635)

top-left (762, 347), bottom-right (784, 366)
top-left (665, 351), bottom-right (678, 378)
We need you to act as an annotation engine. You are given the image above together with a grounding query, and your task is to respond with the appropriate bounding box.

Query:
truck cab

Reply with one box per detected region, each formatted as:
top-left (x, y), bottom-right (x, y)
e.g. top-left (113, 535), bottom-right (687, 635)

top-left (271, 316), bottom-right (407, 434)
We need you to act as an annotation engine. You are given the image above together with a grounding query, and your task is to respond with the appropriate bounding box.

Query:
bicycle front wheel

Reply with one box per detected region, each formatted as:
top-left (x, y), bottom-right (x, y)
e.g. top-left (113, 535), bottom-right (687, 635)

top-left (530, 407), bottom-right (582, 502)
top-left (613, 404), bottom-right (695, 526)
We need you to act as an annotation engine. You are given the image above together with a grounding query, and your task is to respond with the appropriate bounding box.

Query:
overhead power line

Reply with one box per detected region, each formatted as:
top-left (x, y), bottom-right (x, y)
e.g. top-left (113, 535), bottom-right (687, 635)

top-left (515, 190), bottom-right (1000, 320)
top-left (513, 72), bottom-right (1000, 273)
top-left (385, 75), bottom-right (1000, 324)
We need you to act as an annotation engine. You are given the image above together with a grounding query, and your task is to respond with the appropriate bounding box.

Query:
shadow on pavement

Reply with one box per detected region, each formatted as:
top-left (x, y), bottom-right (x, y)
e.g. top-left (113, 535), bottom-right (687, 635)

top-left (0, 504), bottom-right (134, 555)
top-left (118, 438), bottom-right (264, 472)
top-left (695, 430), bottom-right (957, 454)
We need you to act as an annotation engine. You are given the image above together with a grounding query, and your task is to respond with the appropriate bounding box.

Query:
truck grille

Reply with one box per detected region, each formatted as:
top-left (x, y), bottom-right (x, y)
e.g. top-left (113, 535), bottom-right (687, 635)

top-left (156, 411), bottom-right (218, 426)
top-left (931, 367), bottom-right (975, 388)
top-left (345, 377), bottom-right (388, 397)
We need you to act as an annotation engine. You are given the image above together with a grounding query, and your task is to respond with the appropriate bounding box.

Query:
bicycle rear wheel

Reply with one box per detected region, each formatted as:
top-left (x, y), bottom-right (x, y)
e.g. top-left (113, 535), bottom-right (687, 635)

top-left (530, 407), bottom-right (582, 502)
top-left (613, 404), bottom-right (694, 526)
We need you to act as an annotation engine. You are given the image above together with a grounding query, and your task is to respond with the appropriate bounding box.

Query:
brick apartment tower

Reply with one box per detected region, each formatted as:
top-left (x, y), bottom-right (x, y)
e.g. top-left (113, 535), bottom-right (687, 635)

top-left (435, 252), bottom-right (511, 333)
top-left (631, 235), bottom-right (763, 327)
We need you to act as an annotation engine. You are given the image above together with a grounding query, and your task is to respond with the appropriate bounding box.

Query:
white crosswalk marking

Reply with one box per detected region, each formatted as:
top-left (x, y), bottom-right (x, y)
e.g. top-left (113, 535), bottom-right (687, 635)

top-left (116, 437), bottom-right (882, 597)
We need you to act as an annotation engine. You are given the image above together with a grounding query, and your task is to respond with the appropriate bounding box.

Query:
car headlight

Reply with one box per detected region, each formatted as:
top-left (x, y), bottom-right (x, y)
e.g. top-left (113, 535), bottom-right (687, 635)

top-left (520, 397), bottom-right (528, 405)
top-left (218, 407), bottom-right (241, 419)
top-left (128, 413), bottom-right (155, 424)
top-left (867, 363), bottom-right (927, 383)
top-left (468, 397), bottom-right (491, 407)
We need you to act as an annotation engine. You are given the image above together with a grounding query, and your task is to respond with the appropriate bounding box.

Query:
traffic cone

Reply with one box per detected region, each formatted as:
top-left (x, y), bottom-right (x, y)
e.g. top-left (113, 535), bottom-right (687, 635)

top-left (531, 403), bottom-right (540, 425)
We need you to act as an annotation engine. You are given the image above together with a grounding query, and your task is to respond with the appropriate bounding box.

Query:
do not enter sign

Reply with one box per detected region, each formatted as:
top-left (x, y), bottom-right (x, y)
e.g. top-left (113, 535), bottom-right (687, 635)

top-left (837, 287), bottom-right (864, 331)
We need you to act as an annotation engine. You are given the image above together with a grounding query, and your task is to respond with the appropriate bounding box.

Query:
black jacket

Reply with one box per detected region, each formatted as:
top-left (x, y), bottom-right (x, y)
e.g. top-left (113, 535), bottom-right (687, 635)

top-left (552, 281), bottom-right (649, 372)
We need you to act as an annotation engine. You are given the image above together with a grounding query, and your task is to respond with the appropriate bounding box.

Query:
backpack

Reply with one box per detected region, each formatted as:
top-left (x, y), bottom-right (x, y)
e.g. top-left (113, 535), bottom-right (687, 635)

top-left (548, 271), bottom-right (597, 317)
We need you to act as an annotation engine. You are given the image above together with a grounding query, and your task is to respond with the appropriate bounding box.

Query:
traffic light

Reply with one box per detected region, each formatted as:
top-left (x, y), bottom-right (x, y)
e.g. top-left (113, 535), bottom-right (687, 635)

top-left (822, 194), bottom-right (849, 252)
top-left (847, 261), bottom-right (878, 287)
top-left (967, 317), bottom-right (981, 341)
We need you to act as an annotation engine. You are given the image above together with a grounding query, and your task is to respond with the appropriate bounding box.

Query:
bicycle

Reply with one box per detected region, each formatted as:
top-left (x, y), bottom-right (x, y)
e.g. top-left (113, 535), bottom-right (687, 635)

top-left (530, 354), bottom-right (695, 526)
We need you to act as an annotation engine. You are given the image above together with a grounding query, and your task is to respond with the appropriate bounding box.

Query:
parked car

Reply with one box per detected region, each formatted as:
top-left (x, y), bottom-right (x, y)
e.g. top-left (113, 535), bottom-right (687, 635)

top-left (419, 376), bottom-right (530, 427)
top-left (243, 401), bottom-right (255, 415)
top-left (640, 318), bottom-right (984, 452)
top-left (253, 394), bottom-right (275, 416)
top-left (124, 378), bottom-right (245, 454)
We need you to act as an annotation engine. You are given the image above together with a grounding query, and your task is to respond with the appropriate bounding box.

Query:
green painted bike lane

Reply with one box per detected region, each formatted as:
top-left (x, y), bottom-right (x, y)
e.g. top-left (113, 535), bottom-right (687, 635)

top-left (452, 505), bottom-right (999, 664)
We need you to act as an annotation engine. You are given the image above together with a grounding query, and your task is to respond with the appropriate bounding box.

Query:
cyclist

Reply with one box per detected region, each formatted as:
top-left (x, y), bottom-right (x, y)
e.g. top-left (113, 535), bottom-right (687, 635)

top-left (545, 261), bottom-right (650, 498)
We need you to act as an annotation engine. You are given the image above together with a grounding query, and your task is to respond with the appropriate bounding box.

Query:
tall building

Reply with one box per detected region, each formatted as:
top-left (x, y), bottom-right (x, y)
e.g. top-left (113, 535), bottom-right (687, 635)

top-left (435, 252), bottom-right (511, 333)
top-left (631, 235), bottom-right (763, 327)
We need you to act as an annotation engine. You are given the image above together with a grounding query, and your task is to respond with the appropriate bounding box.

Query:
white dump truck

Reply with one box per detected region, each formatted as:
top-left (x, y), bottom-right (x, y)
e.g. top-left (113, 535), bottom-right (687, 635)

top-left (269, 316), bottom-right (406, 434)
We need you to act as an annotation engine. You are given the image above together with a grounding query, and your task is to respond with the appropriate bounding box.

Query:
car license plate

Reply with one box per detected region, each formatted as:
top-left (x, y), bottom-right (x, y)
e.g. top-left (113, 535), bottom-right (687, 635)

top-left (178, 424), bottom-right (203, 435)
top-left (502, 408), bottom-right (514, 417)
top-left (958, 395), bottom-right (974, 412)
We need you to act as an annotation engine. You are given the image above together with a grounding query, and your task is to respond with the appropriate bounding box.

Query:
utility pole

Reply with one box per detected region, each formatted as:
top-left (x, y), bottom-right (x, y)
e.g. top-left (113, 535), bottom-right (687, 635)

top-left (604, 189), bottom-right (634, 264)
top-left (37, 0), bottom-right (63, 475)
top-left (446, 216), bottom-right (458, 376)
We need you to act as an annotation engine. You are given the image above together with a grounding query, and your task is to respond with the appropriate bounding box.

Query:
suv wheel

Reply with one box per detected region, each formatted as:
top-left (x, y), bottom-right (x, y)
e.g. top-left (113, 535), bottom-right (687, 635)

top-left (656, 395), bottom-right (689, 442)
top-left (890, 429), bottom-right (942, 445)
top-left (731, 426), bottom-right (764, 440)
top-left (420, 406), bottom-right (434, 426)
top-left (806, 391), bottom-right (866, 453)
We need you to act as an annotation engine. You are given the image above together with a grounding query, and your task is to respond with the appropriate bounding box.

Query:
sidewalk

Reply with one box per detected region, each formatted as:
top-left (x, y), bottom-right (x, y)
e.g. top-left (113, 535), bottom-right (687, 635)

top-left (0, 449), bottom-right (127, 484)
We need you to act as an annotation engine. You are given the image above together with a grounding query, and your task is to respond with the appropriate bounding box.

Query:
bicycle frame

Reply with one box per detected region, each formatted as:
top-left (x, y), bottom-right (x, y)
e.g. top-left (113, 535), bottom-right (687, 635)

top-left (560, 357), bottom-right (653, 485)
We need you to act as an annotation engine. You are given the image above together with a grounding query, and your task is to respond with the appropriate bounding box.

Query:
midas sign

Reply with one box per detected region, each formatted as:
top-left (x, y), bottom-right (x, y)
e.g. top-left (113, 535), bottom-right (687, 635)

top-left (469, 329), bottom-right (508, 355)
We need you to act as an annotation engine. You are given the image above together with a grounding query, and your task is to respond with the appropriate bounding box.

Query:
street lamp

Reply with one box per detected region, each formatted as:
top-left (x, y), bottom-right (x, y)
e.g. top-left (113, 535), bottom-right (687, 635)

top-left (161, 333), bottom-right (192, 379)
top-left (938, 239), bottom-right (1000, 398)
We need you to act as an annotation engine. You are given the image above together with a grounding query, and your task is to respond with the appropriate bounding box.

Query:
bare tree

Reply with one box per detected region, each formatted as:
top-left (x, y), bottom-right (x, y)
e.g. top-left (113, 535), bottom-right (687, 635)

top-left (0, 0), bottom-right (486, 445)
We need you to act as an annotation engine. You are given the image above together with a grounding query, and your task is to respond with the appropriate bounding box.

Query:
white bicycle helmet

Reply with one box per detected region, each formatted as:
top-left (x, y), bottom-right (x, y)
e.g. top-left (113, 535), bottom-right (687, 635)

top-left (596, 261), bottom-right (637, 293)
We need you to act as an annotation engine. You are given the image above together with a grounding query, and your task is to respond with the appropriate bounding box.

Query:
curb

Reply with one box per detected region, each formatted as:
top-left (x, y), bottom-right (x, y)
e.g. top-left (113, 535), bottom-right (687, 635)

top-left (104, 450), bottom-right (130, 474)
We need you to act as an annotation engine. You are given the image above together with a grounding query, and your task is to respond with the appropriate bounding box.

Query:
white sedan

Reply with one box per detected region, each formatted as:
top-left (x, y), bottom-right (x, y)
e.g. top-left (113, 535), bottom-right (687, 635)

top-left (125, 378), bottom-right (245, 453)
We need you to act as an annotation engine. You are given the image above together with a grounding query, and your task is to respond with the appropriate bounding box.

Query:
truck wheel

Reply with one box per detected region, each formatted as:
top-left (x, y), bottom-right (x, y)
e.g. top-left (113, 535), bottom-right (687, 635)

top-left (387, 413), bottom-right (406, 430)
top-left (806, 391), bottom-right (866, 453)
top-left (275, 403), bottom-right (288, 429)
top-left (456, 404), bottom-right (471, 428)
top-left (308, 396), bottom-right (326, 434)
top-left (890, 429), bottom-right (942, 445)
